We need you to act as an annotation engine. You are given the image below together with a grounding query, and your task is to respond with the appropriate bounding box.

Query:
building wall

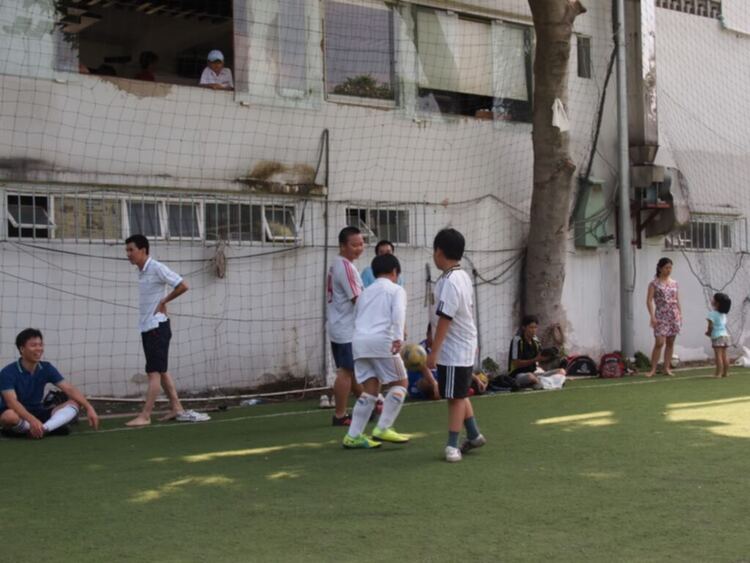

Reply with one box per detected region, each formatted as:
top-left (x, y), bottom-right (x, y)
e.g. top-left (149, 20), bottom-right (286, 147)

top-left (0, 0), bottom-right (629, 395)
top-left (564, 6), bottom-right (750, 365)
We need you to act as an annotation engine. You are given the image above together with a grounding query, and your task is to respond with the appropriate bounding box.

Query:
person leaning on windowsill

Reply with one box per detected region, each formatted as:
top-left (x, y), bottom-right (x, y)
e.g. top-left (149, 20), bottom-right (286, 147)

top-left (199, 49), bottom-right (234, 91)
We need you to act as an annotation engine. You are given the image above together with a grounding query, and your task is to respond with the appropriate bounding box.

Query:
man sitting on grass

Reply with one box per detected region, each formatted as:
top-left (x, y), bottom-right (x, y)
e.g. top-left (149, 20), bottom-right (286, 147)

top-left (508, 315), bottom-right (565, 390)
top-left (0, 328), bottom-right (100, 438)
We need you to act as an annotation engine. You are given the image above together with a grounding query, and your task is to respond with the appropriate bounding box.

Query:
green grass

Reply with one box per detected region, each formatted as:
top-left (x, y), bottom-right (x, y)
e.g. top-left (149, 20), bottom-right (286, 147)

top-left (4, 368), bottom-right (750, 562)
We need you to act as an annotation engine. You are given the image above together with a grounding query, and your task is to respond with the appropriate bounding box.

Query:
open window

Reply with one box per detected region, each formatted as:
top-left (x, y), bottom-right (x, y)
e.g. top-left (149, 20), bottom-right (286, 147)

top-left (54, 0), bottom-right (234, 87)
top-left (264, 205), bottom-right (298, 242)
top-left (346, 208), bottom-right (409, 244)
top-left (414, 8), bottom-right (532, 121)
top-left (7, 194), bottom-right (54, 239)
top-left (324, 0), bottom-right (396, 105)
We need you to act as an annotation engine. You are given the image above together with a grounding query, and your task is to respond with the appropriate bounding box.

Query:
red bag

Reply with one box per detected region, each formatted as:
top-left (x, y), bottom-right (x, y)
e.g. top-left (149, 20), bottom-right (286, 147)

top-left (599, 352), bottom-right (625, 378)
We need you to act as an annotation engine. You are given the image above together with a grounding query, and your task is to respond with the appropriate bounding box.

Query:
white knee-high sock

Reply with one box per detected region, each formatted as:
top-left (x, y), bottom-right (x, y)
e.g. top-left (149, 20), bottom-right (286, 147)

top-left (347, 393), bottom-right (376, 438)
top-left (376, 386), bottom-right (406, 430)
top-left (43, 404), bottom-right (79, 433)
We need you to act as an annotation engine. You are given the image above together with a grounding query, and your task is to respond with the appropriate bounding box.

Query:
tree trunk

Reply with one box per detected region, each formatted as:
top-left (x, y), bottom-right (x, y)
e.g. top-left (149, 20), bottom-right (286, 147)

top-left (524, 0), bottom-right (586, 345)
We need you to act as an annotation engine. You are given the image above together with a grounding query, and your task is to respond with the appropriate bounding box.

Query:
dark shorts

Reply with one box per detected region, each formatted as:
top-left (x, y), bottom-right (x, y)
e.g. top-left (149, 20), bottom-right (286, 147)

top-left (437, 365), bottom-right (473, 399)
top-left (142, 320), bottom-right (172, 373)
top-left (330, 342), bottom-right (354, 372)
top-left (0, 405), bottom-right (51, 422)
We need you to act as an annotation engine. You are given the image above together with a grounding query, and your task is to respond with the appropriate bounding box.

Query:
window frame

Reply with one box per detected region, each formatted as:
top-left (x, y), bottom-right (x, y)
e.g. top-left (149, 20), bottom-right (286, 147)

top-left (165, 200), bottom-right (204, 241)
top-left (4, 189), bottom-right (300, 246)
top-left (204, 200), bottom-right (300, 245)
top-left (323, 0), bottom-right (398, 108)
top-left (411, 6), bottom-right (533, 121)
top-left (576, 34), bottom-right (592, 79)
top-left (345, 206), bottom-right (410, 245)
top-left (124, 198), bottom-right (167, 241)
top-left (664, 215), bottom-right (740, 252)
top-left (6, 193), bottom-right (56, 240)
top-left (263, 204), bottom-right (300, 243)
top-left (52, 192), bottom-right (124, 243)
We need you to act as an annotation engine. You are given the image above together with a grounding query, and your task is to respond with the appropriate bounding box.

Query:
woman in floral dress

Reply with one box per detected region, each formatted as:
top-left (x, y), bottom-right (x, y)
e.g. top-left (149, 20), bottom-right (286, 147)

top-left (645, 257), bottom-right (682, 377)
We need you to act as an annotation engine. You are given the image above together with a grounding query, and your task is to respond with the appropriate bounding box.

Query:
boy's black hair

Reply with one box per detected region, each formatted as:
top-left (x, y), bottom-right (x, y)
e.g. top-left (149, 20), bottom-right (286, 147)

top-left (714, 292), bottom-right (732, 314)
top-left (338, 226), bottom-right (361, 246)
top-left (433, 228), bottom-right (465, 261)
top-left (125, 234), bottom-right (150, 254)
top-left (521, 314), bottom-right (539, 327)
top-left (372, 254), bottom-right (401, 277)
top-left (374, 240), bottom-right (394, 255)
top-left (16, 328), bottom-right (43, 351)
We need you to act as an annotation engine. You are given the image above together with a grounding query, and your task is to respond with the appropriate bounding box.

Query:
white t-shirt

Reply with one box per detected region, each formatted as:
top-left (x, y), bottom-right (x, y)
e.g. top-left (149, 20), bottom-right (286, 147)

top-left (199, 67), bottom-right (234, 89)
top-left (431, 267), bottom-right (477, 367)
top-left (326, 255), bottom-right (363, 343)
top-left (352, 278), bottom-right (406, 359)
top-left (137, 257), bottom-right (183, 333)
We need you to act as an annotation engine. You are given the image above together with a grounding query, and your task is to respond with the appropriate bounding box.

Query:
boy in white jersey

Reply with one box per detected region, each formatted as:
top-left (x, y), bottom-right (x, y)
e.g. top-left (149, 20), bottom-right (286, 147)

top-left (426, 228), bottom-right (486, 462)
top-left (343, 254), bottom-right (409, 448)
top-left (327, 227), bottom-right (365, 425)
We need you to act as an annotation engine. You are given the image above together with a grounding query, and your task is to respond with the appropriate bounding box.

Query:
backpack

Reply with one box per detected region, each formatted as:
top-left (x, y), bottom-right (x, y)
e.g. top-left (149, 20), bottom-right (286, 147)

top-left (599, 352), bottom-right (626, 378)
top-left (560, 355), bottom-right (598, 376)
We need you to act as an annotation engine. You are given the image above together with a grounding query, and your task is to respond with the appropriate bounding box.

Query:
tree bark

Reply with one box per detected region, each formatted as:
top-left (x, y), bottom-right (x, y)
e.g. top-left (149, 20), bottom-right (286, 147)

top-left (524, 0), bottom-right (586, 345)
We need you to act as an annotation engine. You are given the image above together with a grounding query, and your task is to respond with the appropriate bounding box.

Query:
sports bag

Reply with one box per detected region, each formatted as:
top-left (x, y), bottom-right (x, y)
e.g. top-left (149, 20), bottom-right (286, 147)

top-left (599, 352), bottom-right (626, 378)
top-left (560, 355), bottom-right (598, 376)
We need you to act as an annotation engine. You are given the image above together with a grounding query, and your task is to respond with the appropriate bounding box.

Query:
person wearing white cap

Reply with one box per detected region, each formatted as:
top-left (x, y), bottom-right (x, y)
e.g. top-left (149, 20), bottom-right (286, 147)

top-left (199, 49), bottom-right (234, 90)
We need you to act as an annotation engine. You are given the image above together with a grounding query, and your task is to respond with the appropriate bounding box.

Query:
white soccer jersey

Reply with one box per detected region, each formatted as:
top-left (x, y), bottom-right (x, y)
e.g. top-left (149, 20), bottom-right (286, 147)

top-left (326, 255), bottom-right (363, 343)
top-left (137, 257), bottom-right (183, 333)
top-left (352, 278), bottom-right (407, 359)
top-left (431, 267), bottom-right (477, 367)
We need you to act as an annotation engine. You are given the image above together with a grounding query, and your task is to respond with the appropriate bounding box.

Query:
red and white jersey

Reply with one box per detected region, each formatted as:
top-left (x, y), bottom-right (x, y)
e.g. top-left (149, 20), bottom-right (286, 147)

top-left (326, 255), bottom-right (363, 343)
top-left (352, 278), bottom-right (406, 360)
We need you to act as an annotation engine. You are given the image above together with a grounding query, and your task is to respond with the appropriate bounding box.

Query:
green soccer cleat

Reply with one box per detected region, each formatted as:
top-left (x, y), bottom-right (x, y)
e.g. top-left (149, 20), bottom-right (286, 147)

top-left (342, 434), bottom-right (382, 449)
top-left (372, 426), bottom-right (410, 443)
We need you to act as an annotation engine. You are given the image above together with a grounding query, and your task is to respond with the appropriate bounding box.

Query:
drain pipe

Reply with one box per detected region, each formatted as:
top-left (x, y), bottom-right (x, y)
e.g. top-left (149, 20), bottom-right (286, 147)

top-left (615, 0), bottom-right (635, 359)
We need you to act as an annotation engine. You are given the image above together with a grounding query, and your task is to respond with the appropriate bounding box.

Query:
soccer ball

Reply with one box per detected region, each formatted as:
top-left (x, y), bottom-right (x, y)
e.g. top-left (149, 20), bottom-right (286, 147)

top-left (474, 372), bottom-right (489, 386)
top-left (401, 343), bottom-right (427, 371)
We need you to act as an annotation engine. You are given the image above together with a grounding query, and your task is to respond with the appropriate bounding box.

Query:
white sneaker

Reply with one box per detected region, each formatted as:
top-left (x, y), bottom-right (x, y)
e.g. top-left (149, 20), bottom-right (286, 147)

top-left (175, 410), bottom-right (211, 423)
top-left (444, 446), bottom-right (462, 463)
top-left (319, 395), bottom-right (331, 409)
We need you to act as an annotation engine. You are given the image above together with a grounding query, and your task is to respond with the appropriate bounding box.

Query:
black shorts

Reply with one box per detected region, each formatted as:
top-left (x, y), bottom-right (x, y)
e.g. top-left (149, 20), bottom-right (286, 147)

top-left (437, 365), bottom-right (473, 399)
top-left (330, 342), bottom-right (354, 371)
top-left (0, 405), bottom-right (52, 422)
top-left (141, 320), bottom-right (172, 373)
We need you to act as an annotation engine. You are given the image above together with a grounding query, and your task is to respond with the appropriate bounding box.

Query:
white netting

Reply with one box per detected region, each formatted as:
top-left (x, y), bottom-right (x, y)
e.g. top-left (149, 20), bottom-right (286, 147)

top-left (14, 0), bottom-right (739, 396)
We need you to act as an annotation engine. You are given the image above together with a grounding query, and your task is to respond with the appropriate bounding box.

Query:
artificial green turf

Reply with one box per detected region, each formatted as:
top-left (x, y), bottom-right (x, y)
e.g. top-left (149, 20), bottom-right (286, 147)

top-left (3, 369), bottom-right (750, 562)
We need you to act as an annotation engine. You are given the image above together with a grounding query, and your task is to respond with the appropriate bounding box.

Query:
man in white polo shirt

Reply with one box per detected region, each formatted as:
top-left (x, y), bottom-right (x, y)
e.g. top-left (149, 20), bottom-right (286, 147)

top-left (124, 234), bottom-right (209, 427)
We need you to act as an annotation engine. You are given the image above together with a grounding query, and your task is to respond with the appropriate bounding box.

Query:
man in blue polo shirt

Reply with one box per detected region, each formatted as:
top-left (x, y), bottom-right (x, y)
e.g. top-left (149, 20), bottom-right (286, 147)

top-left (0, 328), bottom-right (100, 438)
